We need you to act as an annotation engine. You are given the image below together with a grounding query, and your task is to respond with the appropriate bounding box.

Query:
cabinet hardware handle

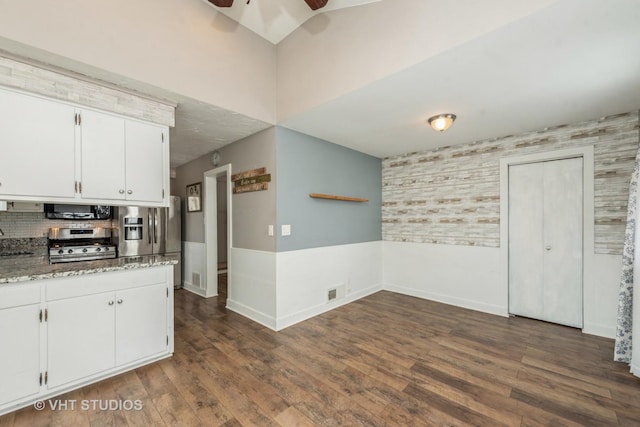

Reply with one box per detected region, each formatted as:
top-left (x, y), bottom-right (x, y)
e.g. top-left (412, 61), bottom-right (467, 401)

top-left (117, 299), bottom-right (123, 304)
top-left (127, 190), bottom-right (132, 195)
top-left (45, 372), bottom-right (48, 385)
top-left (119, 189), bottom-right (125, 194)
top-left (108, 300), bottom-right (114, 306)
top-left (44, 309), bottom-right (48, 322)
top-left (545, 246), bottom-right (552, 251)
top-left (39, 373), bottom-right (42, 386)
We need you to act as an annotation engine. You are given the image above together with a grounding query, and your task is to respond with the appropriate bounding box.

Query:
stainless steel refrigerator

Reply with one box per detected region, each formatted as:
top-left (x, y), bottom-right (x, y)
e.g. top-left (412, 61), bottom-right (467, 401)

top-left (114, 196), bottom-right (182, 289)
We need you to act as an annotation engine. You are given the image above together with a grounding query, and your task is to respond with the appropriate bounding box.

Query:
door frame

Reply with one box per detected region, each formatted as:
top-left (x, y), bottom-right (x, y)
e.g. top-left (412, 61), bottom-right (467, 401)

top-left (204, 164), bottom-right (232, 298)
top-left (499, 147), bottom-right (594, 323)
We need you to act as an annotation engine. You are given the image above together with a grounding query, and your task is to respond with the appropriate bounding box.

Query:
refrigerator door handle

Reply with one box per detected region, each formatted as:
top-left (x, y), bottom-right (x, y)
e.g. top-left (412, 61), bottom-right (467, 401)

top-left (148, 209), bottom-right (152, 245)
top-left (154, 208), bottom-right (159, 245)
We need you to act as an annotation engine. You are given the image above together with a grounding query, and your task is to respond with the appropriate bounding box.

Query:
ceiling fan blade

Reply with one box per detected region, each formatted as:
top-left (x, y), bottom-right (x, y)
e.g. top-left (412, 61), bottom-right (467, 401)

top-left (208, 0), bottom-right (234, 7)
top-left (304, 0), bottom-right (329, 10)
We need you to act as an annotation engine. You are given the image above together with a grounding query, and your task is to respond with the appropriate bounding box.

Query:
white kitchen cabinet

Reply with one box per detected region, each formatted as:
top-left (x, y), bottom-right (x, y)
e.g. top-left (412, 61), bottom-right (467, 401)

top-left (0, 283), bottom-right (42, 408)
top-left (79, 109), bottom-right (167, 204)
top-left (0, 88), bottom-right (76, 200)
top-left (0, 265), bottom-right (174, 417)
top-left (0, 87), bottom-right (169, 207)
top-left (47, 282), bottom-right (169, 389)
top-left (116, 283), bottom-right (168, 365)
top-left (47, 292), bottom-right (116, 389)
top-left (123, 120), bottom-right (166, 204)
top-left (78, 109), bottom-right (126, 202)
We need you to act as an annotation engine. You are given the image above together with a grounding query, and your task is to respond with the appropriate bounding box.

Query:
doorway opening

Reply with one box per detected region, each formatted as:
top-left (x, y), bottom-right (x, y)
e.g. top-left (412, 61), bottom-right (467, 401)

top-left (204, 164), bottom-right (232, 302)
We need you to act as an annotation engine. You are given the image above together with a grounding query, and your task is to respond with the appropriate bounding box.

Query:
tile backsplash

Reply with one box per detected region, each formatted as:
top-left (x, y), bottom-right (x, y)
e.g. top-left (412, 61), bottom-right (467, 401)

top-left (0, 211), bottom-right (114, 239)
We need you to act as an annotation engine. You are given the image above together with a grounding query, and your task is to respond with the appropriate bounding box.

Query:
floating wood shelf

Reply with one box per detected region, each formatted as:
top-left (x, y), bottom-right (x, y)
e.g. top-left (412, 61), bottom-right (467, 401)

top-left (309, 193), bottom-right (368, 203)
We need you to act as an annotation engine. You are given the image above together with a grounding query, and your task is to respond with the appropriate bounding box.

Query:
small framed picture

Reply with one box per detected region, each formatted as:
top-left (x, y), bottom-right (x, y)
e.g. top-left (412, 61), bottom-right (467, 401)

top-left (186, 182), bottom-right (202, 212)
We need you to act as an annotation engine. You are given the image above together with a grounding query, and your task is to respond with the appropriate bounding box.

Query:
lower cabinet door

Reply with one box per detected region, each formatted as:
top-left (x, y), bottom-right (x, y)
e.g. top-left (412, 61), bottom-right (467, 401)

top-left (0, 304), bottom-right (41, 406)
top-left (47, 292), bottom-right (116, 389)
top-left (115, 283), bottom-right (167, 366)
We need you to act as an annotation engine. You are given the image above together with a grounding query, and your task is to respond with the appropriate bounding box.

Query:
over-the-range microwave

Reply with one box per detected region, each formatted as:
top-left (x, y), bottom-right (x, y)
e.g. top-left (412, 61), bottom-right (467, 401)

top-left (44, 204), bottom-right (112, 220)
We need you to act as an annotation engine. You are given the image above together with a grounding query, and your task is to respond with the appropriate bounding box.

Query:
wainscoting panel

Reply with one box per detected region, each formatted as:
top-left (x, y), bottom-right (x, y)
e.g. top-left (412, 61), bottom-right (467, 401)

top-left (182, 241), bottom-right (206, 297)
top-left (382, 241), bottom-right (504, 316)
top-left (227, 247), bottom-right (277, 329)
top-left (275, 241), bottom-right (383, 330)
top-left (383, 241), bottom-right (622, 338)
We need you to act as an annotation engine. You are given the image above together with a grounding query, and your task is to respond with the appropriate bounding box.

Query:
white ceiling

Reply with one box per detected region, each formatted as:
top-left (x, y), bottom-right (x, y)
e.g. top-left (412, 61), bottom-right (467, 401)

top-left (279, 0), bottom-right (640, 158)
top-left (187, 0), bottom-right (640, 166)
top-left (202, 0), bottom-right (381, 44)
top-left (2, 0), bottom-right (638, 168)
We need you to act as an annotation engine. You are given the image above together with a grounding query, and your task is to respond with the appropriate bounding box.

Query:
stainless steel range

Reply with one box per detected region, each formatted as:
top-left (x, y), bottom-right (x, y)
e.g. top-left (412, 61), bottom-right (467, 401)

top-left (48, 227), bottom-right (117, 263)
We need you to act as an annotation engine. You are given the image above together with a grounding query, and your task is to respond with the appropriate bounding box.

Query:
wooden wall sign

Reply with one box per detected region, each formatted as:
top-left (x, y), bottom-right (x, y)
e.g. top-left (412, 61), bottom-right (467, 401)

top-left (232, 167), bottom-right (271, 194)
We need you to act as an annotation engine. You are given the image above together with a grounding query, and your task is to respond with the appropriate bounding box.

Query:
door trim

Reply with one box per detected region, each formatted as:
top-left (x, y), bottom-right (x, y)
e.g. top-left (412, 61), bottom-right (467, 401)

top-left (499, 147), bottom-right (594, 326)
top-left (204, 164), bottom-right (232, 298)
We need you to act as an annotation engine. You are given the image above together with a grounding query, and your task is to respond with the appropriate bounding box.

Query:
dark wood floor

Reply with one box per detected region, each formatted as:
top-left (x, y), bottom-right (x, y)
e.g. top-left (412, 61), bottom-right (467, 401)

top-left (2, 275), bottom-right (640, 426)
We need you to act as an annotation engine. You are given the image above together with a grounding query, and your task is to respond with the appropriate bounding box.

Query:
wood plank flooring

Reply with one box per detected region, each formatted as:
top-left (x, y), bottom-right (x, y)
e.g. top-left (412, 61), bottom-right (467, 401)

top-left (2, 278), bottom-right (640, 426)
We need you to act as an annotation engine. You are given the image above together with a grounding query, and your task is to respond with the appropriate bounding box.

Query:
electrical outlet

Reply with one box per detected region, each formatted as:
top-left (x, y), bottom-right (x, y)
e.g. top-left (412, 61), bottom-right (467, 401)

top-left (281, 224), bottom-right (291, 236)
top-left (268, 225), bottom-right (274, 236)
top-left (328, 289), bottom-right (337, 301)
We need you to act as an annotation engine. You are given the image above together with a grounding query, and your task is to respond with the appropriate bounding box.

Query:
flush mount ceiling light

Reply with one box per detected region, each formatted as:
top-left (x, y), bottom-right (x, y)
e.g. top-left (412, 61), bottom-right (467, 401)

top-left (427, 114), bottom-right (456, 132)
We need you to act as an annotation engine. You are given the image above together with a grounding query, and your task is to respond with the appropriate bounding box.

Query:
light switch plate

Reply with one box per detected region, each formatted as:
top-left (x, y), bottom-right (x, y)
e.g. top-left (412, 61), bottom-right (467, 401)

top-left (268, 225), bottom-right (274, 236)
top-left (281, 224), bottom-right (291, 236)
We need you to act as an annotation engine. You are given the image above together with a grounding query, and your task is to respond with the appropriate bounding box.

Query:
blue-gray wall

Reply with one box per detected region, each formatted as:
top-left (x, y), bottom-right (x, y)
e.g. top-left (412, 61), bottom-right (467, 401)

top-left (276, 127), bottom-right (382, 252)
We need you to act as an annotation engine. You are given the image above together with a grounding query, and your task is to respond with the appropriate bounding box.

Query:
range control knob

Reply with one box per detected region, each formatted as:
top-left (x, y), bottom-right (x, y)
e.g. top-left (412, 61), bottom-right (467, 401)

top-left (96, 247), bottom-right (102, 252)
top-left (67, 249), bottom-right (73, 254)
top-left (103, 247), bottom-right (109, 252)
top-left (82, 248), bottom-right (88, 253)
top-left (58, 249), bottom-right (64, 255)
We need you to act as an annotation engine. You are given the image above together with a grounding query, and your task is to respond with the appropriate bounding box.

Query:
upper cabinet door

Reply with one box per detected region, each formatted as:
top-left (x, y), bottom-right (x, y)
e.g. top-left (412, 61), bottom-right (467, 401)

top-left (0, 89), bottom-right (76, 199)
top-left (79, 110), bottom-right (127, 201)
top-left (124, 120), bottom-right (165, 204)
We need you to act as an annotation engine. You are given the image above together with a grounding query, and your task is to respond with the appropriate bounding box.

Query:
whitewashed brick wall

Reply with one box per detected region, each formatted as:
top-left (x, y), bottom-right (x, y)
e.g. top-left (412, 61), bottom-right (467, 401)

top-left (0, 55), bottom-right (174, 126)
top-left (382, 112), bottom-right (640, 255)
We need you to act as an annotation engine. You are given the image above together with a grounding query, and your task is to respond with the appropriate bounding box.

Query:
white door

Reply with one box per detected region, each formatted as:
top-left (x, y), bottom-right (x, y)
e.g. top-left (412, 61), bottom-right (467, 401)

top-left (0, 304), bottom-right (41, 406)
top-left (0, 89), bottom-right (76, 199)
top-left (79, 109), bottom-right (126, 201)
top-left (508, 157), bottom-right (583, 328)
top-left (124, 120), bottom-right (165, 203)
top-left (115, 284), bottom-right (167, 366)
top-left (47, 293), bottom-right (115, 388)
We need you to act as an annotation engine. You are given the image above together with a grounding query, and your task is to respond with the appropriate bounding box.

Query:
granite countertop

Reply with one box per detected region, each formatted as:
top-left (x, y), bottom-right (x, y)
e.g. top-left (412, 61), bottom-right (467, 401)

top-left (0, 253), bottom-right (179, 284)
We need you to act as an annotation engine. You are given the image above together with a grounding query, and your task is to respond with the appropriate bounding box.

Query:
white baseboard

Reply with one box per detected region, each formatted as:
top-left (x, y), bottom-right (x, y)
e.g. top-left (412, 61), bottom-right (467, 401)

top-left (384, 282), bottom-right (508, 317)
top-left (582, 322), bottom-right (616, 339)
top-left (226, 298), bottom-right (276, 330)
top-left (182, 282), bottom-right (216, 298)
top-left (275, 284), bottom-right (382, 331)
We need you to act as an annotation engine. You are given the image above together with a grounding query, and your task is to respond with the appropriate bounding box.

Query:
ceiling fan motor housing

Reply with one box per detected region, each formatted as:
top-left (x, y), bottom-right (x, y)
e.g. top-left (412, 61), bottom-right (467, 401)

top-left (208, 0), bottom-right (234, 7)
top-left (304, 0), bottom-right (329, 10)
top-left (208, 0), bottom-right (329, 9)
